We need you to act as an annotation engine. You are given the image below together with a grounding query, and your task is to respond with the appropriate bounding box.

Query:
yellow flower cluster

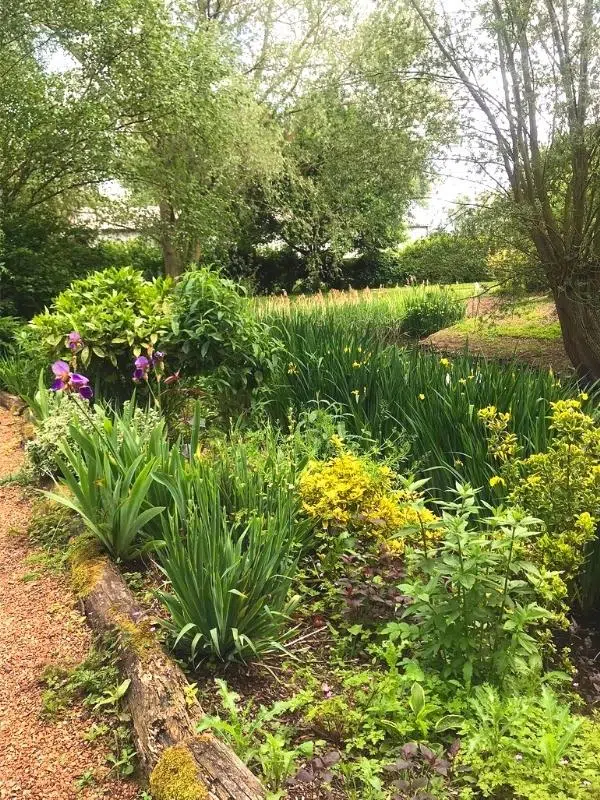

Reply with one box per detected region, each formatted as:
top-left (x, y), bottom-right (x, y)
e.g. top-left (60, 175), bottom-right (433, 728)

top-left (478, 406), bottom-right (519, 462)
top-left (298, 443), bottom-right (437, 554)
top-left (483, 399), bottom-right (600, 600)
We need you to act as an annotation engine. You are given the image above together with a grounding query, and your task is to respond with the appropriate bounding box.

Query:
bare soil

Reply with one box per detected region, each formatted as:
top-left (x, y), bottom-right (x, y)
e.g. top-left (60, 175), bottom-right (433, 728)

top-left (0, 407), bottom-right (139, 800)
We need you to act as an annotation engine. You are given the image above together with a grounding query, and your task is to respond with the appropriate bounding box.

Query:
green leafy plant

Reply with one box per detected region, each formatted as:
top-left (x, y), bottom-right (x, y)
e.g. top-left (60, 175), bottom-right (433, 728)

top-left (197, 679), bottom-right (314, 793)
top-left (481, 398), bottom-right (600, 606)
top-left (265, 317), bottom-right (584, 497)
top-left (29, 266), bottom-right (173, 396)
top-left (45, 405), bottom-right (167, 560)
top-left (398, 287), bottom-right (465, 338)
top-left (457, 684), bottom-right (600, 799)
top-left (157, 459), bottom-right (301, 662)
top-left (399, 484), bottom-right (554, 683)
top-left (166, 266), bottom-right (281, 396)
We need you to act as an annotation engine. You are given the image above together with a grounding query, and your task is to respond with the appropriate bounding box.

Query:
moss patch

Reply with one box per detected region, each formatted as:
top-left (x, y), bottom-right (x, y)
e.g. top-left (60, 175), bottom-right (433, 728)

top-left (69, 539), bottom-right (106, 598)
top-left (112, 613), bottom-right (156, 659)
top-left (149, 746), bottom-right (208, 800)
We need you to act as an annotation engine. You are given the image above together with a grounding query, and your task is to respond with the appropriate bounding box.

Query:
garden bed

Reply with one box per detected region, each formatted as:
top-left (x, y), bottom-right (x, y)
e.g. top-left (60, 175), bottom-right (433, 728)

top-left (5, 266), bottom-right (600, 799)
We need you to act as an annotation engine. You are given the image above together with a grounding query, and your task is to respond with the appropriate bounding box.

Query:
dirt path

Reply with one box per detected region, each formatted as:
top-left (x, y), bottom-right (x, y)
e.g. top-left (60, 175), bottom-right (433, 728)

top-left (0, 407), bottom-right (139, 800)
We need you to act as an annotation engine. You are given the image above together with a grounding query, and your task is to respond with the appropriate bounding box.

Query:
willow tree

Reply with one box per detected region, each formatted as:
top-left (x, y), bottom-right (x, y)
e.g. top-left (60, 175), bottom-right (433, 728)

top-left (411, 0), bottom-right (600, 379)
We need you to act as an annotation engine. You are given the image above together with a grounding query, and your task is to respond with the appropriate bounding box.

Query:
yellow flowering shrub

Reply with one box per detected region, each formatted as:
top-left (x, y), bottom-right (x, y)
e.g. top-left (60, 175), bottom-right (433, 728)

top-left (480, 398), bottom-right (600, 601)
top-left (298, 440), bottom-right (438, 554)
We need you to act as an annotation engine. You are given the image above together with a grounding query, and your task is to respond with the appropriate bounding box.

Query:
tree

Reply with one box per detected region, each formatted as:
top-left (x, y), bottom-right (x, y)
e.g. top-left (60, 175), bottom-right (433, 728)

top-left (263, 2), bottom-right (454, 284)
top-left (0, 0), bottom-right (121, 218)
top-left (105, 9), bottom-right (282, 276)
top-left (410, 0), bottom-right (600, 379)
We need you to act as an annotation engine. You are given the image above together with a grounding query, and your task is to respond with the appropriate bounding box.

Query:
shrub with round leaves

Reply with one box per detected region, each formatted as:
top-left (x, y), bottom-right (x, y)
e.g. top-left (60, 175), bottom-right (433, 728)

top-left (29, 266), bottom-right (173, 394)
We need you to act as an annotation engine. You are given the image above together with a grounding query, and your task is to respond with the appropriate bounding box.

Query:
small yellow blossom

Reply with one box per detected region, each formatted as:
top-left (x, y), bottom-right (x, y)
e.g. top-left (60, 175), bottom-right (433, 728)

top-left (489, 475), bottom-right (506, 488)
top-left (440, 357), bottom-right (451, 368)
top-left (418, 393), bottom-right (425, 401)
top-left (352, 361), bottom-right (362, 368)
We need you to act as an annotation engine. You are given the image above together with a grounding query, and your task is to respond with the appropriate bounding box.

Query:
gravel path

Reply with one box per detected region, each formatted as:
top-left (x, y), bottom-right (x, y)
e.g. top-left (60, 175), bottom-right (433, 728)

top-left (0, 407), bottom-right (140, 800)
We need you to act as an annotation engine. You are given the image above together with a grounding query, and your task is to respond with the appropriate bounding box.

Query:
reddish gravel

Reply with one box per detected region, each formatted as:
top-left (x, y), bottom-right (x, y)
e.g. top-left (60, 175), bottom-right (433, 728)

top-left (0, 407), bottom-right (140, 800)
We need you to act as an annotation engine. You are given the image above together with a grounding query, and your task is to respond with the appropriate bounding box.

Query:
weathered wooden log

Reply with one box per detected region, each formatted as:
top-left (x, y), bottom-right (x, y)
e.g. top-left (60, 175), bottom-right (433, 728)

top-left (0, 390), bottom-right (24, 412)
top-left (70, 548), bottom-right (265, 800)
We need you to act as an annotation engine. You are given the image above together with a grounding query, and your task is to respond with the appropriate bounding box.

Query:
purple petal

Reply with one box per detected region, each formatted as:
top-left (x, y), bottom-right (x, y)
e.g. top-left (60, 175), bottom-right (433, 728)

top-left (50, 378), bottom-right (65, 391)
top-left (134, 356), bottom-right (149, 369)
top-left (52, 360), bottom-right (71, 378)
top-left (133, 368), bottom-right (146, 382)
top-left (78, 385), bottom-right (93, 400)
top-left (70, 373), bottom-right (89, 388)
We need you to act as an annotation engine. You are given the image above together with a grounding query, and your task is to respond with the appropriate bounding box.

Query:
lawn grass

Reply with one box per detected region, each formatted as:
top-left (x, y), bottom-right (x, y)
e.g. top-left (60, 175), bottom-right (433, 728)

top-left (451, 294), bottom-right (561, 340)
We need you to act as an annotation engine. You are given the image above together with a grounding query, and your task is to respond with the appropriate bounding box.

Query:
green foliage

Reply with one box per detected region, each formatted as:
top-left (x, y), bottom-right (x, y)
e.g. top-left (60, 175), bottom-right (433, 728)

top-left (24, 392), bottom-right (97, 479)
top-left (0, 316), bottom-right (24, 356)
top-left (0, 211), bottom-right (106, 319)
top-left (114, 12), bottom-right (280, 275)
top-left (46, 404), bottom-right (167, 560)
top-left (457, 685), bottom-right (600, 799)
top-left (166, 266), bottom-right (280, 393)
top-left (29, 266), bottom-right (173, 393)
top-left (487, 247), bottom-right (545, 294)
top-left (157, 456), bottom-right (302, 663)
top-left (399, 484), bottom-right (554, 683)
top-left (40, 644), bottom-right (136, 778)
top-left (392, 233), bottom-right (490, 284)
top-left (260, 284), bottom-right (469, 346)
top-left (95, 238), bottom-right (163, 278)
top-left (266, 321), bottom-right (581, 497)
top-left (28, 498), bottom-right (81, 556)
top-left (398, 287), bottom-right (464, 338)
top-left (342, 250), bottom-right (411, 289)
top-left (197, 679), bottom-right (314, 793)
top-left (264, 5), bottom-right (453, 285)
top-left (0, 351), bottom-right (44, 397)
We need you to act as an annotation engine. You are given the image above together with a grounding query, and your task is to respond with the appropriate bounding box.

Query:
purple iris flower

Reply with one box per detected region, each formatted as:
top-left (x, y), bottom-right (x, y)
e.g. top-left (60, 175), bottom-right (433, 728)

top-left (51, 360), bottom-right (71, 390)
top-left (133, 355), bottom-right (150, 383)
top-left (151, 351), bottom-right (165, 366)
top-left (66, 331), bottom-right (83, 351)
top-left (50, 360), bottom-right (93, 399)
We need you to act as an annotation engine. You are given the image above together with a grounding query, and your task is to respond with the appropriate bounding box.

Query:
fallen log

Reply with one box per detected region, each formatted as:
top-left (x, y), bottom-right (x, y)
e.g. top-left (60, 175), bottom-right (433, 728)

top-left (0, 390), bottom-right (24, 412)
top-left (70, 547), bottom-right (265, 800)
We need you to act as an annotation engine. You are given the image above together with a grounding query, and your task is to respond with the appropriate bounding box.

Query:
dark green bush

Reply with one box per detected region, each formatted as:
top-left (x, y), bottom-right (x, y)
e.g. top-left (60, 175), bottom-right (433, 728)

top-left (0, 316), bottom-right (24, 356)
top-left (392, 232), bottom-right (490, 284)
top-left (241, 248), bottom-right (306, 294)
top-left (166, 266), bottom-right (281, 394)
top-left (399, 286), bottom-right (465, 338)
top-left (95, 238), bottom-right (163, 278)
top-left (0, 211), bottom-right (105, 318)
top-left (342, 249), bottom-right (410, 288)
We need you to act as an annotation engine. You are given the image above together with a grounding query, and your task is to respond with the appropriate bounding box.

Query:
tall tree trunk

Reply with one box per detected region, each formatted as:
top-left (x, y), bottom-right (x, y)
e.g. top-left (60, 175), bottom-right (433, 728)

top-left (552, 283), bottom-right (600, 382)
top-left (159, 200), bottom-right (183, 277)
